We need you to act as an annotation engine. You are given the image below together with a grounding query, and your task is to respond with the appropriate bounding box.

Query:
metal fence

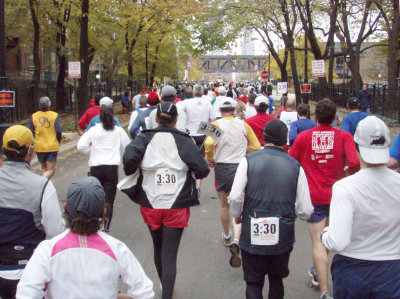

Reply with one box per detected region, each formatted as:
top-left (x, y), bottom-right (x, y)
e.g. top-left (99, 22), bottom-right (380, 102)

top-left (309, 83), bottom-right (400, 122)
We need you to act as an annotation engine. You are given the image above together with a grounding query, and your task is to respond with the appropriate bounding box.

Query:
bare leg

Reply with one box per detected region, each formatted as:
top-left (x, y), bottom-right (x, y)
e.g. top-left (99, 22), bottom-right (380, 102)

top-left (217, 191), bottom-right (231, 236)
top-left (232, 216), bottom-right (241, 242)
top-left (42, 160), bottom-right (56, 178)
top-left (308, 218), bottom-right (330, 296)
top-left (196, 179), bottom-right (202, 189)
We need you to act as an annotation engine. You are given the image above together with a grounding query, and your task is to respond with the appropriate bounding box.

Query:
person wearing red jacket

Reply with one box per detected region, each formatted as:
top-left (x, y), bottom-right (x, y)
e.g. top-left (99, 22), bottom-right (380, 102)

top-left (78, 95), bottom-right (102, 131)
top-left (289, 98), bottom-right (360, 299)
top-left (245, 96), bottom-right (277, 146)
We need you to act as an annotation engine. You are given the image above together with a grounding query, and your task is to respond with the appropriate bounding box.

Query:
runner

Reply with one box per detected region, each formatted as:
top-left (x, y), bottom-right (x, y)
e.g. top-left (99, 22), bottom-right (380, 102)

top-left (212, 86), bottom-right (237, 119)
top-left (289, 98), bottom-right (360, 299)
top-left (229, 119), bottom-right (313, 299)
top-left (121, 102), bottom-right (209, 299)
top-left (245, 93), bottom-right (257, 119)
top-left (128, 95), bottom-right (148, 135)
top-left (16, 177), bottom-right (154, 299)
top-left (129, 92), bottom-right (160, 139)
top-left (29, 97), bottom-right (62, 178)
top-left (204, 98), bottom-right (261, 267)
top-left (322, 116), bottom-right (400, 299)
top-left (78, 94), bottom-right (102, 131)
top-left (85, 97), bottom-right (121, 132)
top-left (289, 104), bottom-right (317, 147)
top-left (278, 98), bottom-right (298, 151)
top-left (341, 97), bottom-right (368, 136)
top-left (0, 125), bottom-right (64, 298)
top-left (77, 103), bottom-right (130, 233)
top-left (245, 95), bottom-right (277, 146)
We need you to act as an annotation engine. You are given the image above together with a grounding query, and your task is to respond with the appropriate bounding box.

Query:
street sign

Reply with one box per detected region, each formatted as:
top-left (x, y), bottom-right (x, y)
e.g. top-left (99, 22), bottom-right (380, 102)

top-left (0, 91), bottom-right (15, 107)
top-left (312, 60), bottom-right (326, 77)
top-left (277, 82), bottom-right (288, 94)
top-left (68, 61), bottom-right (81, 79)
top-left (261, 70), bottom-right (269, 79)
top-left (301, 84), bottom-right (311, 94)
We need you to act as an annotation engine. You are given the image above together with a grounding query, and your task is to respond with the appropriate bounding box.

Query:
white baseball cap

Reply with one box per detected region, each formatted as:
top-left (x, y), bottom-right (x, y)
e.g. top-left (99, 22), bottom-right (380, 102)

top-left (99, 97), bottom-right (113, 107)
top-left (219, 98), bottom-right (236, 109)
top-left (218, 86), bottom-right (227, 94)
top-left (254, 96), bottom-right (269, 106)
top-left (354, 116), bottom-right (390, 164)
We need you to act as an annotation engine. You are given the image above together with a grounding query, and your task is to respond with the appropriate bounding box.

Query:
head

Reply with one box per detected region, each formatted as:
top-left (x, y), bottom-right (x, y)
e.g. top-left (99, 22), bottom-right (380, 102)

top-left (235, 101), bottom-right (246, 119)
top-left (363, 84), bottom-right (368, 91)
top-left (297, 104), bottom-right (310, 118)
top-left (218, 86), bottom-right (227, 96)
top-left (242, 89), bottom-right (248, 97)
top-left (39, 96), bottom-right (51, 111)
top-left (138, 95), bottom-right (148, 108)
top-left (184, 87), bottom-right (193, 99)
top-left (161, 85), bottom-right (177, 103)
top-left (286, 98), bottom-right (296, 111)
top-left (263, 119), bottom-right (288, 147)
top-left (347, 97), bottom-right (359, 110)
top-left (354, 116), bottom-right (390, 166)
top-left (248, 93), bottom-right (257, 105)
top-left (219, 99), bottom-right (236, 116)
top-left (254, 96), bottom-right (269, 113)
top-left (193, 85), bottom-right (203, 98)
top-left (203, 87), bottom-right (209, 96)
top-left (99, 97), bottom-right (114, 131)
top-left (2, 125), bottom-right (34, 162)
top-left (315, 98), bottom-right (336, 125)
top-left (94, 94), bottom-right (102, 106)
top-left (147, 92), bottom-right (160, 106)
top-left (64, 177), bottom-right (105, 235)
top-left (156, 102), bottom-right (178, 127)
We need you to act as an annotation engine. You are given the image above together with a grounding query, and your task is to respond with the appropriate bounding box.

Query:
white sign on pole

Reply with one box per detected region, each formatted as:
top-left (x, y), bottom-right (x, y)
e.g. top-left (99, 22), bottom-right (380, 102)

top-left (68, 62), bottom-right (81, 79)
top-left (312, 60), bottom-right (326, 77)
top-left (277, 82), bottom-right (288, 94)
top-left (197, 121), bottom-right (224, 143)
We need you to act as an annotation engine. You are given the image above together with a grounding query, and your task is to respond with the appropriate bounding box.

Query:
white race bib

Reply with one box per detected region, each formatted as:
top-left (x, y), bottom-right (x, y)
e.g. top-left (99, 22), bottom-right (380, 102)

top-left (250, 216), bottom-right (279, 246)
top-left (154, 168), bottom-right (178, 194)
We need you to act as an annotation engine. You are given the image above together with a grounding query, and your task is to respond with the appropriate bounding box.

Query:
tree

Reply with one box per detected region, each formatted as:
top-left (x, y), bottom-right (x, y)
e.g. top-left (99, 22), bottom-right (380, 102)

top-left (29, 0), bottom-right (41, 113)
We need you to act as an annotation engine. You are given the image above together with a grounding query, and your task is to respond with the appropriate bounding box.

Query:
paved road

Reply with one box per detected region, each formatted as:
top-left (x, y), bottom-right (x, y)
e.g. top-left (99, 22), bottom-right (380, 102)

top-left (31, 148), bottom-right (333, 299)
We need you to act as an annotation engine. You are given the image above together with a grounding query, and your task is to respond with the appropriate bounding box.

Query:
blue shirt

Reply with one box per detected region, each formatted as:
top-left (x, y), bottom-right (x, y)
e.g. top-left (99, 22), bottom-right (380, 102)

top-left (268, 96), bottom-right (275, 114)
top-left (129, 106), bottom-right (157, 139)
top-left (390, 133), bottom-right (400, 161)
top-left (289, 118), bottom-right (317, 147)
top-left (341, 111), bottom-right (368, 136)
top-left (85, 115), bottom-right (121, 132)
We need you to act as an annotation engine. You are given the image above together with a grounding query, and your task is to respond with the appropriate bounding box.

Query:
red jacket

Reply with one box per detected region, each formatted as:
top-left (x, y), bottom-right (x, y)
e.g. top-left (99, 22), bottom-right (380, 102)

top-left (289, 125), bottom-right (360, 205)
top-left (245, 113), bottom-right (277, 146)
top-left (238, 96), bottom-right (248, 104)
top-left (78, 106), bottom-right (101, 130)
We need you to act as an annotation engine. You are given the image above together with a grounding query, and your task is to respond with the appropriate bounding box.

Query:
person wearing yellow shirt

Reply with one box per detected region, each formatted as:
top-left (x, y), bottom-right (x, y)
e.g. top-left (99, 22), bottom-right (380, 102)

top-left (29, 97), bottom-right (61, 178)
top-left (204, 98), bottom-right (261, 268)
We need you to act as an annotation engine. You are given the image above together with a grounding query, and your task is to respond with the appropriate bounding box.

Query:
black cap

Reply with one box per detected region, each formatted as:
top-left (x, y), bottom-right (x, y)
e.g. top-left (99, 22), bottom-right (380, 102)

top-left (347, 97), bottom-right (359, 107)
top-left (66, 177), bottom-right (105, 220)
top-left (263, 119), bottom-right (288, 146)
top-left (157, 102), bottom-right (178, 118)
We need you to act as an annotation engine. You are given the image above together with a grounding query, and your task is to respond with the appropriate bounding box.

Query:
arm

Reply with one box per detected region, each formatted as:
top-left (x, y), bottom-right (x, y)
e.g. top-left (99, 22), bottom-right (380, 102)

top-left (123, 134), bottom-right (148, 176)
top-left (388, 134), bottom-right (400, 169)
top-left (228, 158), bottom-right (248, 218)
top-left (128, 111), bottom-right (138, 132)
top-left (120, 128), bottom-right (132, 157)
top-left (340, 116), bottom-right (351, 134)
top-left (85, 117), bottom-right (96, 132)
top-left (289, 122), bottom-right (299, 147)
top-left (54, 116), bottom-right (62, 143)
top-left (343, 132), bottom-right (360, 174)
top-left (295, 167), bottom-right (314, 220)
top-left (28, 117), bottom-right (35, 136)
top-left (115, 117), bottom-right (121, 127)
top-left (78, 111), bottom-right (89, 130)
top-left (40, 181), bottom-right (65, 237)
top-left (243, 122), bottom-right (261, 153)
top-left (130, 114), bottom-right (142, 139)
top-left (322, 183), bottom-right (354, 252)
top-left (77, 130), bottom-right (92, 155)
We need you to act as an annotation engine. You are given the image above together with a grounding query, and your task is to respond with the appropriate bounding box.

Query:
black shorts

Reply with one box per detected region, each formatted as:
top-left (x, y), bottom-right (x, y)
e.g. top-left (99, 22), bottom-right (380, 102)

top-left (241, 248), bottom-right (292, 283)
top-left (215, 163), bottom-right (238, 193)
top-left (191, 135), bottom-right (206, 155)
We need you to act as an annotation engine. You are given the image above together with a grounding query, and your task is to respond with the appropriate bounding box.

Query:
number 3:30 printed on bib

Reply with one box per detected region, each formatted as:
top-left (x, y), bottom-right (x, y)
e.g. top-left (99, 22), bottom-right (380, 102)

top-left (250, 217), bottom-right (279, 246)
top-left (155, 168), bottom-right (178, 194)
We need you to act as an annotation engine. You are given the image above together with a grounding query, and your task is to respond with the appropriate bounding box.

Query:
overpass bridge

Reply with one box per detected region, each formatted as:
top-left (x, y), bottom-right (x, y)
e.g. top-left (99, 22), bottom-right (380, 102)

top-left (201, 55), bottom-right (268, 73)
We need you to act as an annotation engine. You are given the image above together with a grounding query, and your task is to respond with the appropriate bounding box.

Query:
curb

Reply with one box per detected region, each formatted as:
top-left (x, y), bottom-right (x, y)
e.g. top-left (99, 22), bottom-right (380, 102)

top-left (30, 120), bottom-right (130, 168)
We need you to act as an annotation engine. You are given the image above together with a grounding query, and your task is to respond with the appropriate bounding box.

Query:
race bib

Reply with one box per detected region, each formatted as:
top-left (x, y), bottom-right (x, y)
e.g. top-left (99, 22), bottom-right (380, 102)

top-left (155, 168), bottom-right (178, 194)
top-left (250, 217), bottom-right (279, 246)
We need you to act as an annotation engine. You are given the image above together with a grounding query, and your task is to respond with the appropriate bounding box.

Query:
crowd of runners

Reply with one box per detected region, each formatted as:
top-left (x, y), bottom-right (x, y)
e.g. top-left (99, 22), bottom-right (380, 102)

top-left (0, 81), bottom-right (399, 299)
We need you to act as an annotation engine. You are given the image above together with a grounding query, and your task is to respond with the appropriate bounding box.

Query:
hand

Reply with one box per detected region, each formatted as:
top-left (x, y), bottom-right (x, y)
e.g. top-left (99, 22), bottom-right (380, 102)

top-left (235, 216), bottom-right (243, 224)
top-left (207, 159), bottom-right (216, 168)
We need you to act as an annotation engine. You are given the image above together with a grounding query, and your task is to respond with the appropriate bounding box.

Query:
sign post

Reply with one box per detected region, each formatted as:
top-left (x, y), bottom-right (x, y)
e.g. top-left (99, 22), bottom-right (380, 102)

top-left (68, 62), bottom-right (81, 132)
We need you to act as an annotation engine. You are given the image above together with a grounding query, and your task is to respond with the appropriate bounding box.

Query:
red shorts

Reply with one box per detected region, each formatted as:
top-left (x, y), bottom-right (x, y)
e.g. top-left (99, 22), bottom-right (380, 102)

top-left (140, 206), bottom-right (190, 231)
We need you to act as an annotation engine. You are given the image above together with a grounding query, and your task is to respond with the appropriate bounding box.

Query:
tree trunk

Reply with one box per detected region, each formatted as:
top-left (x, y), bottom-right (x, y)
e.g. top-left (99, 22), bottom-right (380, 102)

top-left (29, 0), bottom-right (41, 113)
top-left (145, 41), bottom-right (149, 87)
top-left (288, 43), bottom-right (301, 104)
top-left (149, 36), bottom-right (163, 87)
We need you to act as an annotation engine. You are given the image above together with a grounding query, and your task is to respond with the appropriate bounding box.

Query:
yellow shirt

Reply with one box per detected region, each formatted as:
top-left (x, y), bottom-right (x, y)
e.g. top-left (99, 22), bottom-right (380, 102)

top-left (32, 111), bottom-right (60, 153)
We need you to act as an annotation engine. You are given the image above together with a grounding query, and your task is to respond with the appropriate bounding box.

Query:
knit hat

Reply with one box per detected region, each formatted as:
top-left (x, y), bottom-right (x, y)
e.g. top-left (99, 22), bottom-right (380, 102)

top-left (263, 119), bottom-right (288, 146)
top-left (66, 177), bottom-right (105, 220)
top-left (147, 91), bottom-right (160, 105)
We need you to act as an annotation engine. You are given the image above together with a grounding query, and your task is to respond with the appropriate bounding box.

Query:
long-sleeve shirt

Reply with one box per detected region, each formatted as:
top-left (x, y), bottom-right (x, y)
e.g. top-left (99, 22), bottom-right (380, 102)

top-left (204, 116), bottom-right (261, 163)
top-left (78, 106), bottom-right (101, 130)
top-left (322, 167), bottom-right (400, 261)
top-left (289, 118), bottom-right (317, 147)
top-left (289, 125), bottom-right (360, 205)
top-left (245, 113), bottom-right (277, 146)
top-left (228, 157), bottom-right (314, 220)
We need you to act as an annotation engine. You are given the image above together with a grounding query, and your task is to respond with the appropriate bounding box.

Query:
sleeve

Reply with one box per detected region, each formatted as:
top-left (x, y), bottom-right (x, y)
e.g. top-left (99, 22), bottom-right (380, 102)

top-left (78, 111), bottom-right (89, 130)
top-left (343, 132), bottom-right (360, 174)
top-left (16, 241), bottom-right (52, 299)
top-left (28, 117), bottom-right (35, 136)
top-left (40, 181), bottom-right (65, 237)
top-left (77, 130), bottom-right (92, 155)
top-left (175, 109), bottom-right (187, 133)
top-left (289, 122), bottom-right (299, 147)
top-left (322, 182), bottom-right (354, 252)
top-left (176, 135), bottom-right (210, 179)
top-left (130, 115), bottom-right (142, 139)
top-left (115, 117), bottom-right (121, 127)
top-left (128, 111), bottom-right (138, 132)
top-left (123, 134), bottom-right (148, 176)
top-left (118, 243), bottom-right (155, 299)
top-left (340, 116), bottom-right (351, 134)
top-left (243, 122), bottom-right (261, 153)
top-left (119, 129), bottom-right (131, 157)
top-left (204, 121), bottom-right (218, 160)
top-left (209, 104), bottom-right (216, 120)
top-left (295, 167), bottom-right (314, 220)
top-left (288, 134), bottom-right (302, 162)
top-left (85, 118), bottom-right (95, 132)
top-left (55, 116), bottom-right (62, 143)
top-left (389, 133), bottom-right (400, 161)
top-left (228, 158), bottom-right (248, 218)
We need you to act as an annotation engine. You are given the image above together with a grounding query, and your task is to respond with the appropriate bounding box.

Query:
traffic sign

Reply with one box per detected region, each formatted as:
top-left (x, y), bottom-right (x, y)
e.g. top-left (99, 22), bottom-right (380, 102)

top-left (0, 91), bottom-right (15, 107)
top-left (68, 62), bottom-right (81, 79)
top-left (261, 71), bottom-right (269, 79)
top-left (301, 84), bottom-right (311, 94)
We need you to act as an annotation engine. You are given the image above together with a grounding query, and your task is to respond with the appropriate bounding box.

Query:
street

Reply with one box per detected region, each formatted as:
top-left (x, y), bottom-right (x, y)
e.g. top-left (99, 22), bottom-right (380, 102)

top-left (31, 148), bottom-right (333, 299)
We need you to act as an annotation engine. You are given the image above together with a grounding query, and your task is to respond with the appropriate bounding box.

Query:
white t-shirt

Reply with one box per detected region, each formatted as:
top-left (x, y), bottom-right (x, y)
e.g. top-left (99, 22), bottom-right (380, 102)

top-left (16, 230), bottom-right (154, 299)
top-left (77, 123), bottom-right (130, 167)
top-left (279, 111), bottom-right (298, 144)
top-left (129, 107), bottom-right (148, 132)
top-left (181, 97), bottom-right (216, 136)
top-left (245, 105), bottom-right (257, 119)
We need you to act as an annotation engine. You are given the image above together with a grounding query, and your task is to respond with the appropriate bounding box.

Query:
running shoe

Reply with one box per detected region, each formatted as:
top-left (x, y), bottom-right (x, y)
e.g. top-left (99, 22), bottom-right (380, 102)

top-left (229, 242), bottom-right (242, 268)
top-left (197, 188), bottom-right (201, 200)
top-left (222, 232), bottom-right (232, 247)
top-left (319, 291), bottom-right (333, 299)
top-left (309, 266), bottom-right (319, 286)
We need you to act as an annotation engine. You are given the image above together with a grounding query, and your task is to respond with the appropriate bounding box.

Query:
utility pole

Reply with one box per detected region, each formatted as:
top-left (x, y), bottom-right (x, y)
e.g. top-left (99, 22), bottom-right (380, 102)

top-left (303, 31), bottom-right (309, 104)
top-left (268, 53), bottom-right (271, 83)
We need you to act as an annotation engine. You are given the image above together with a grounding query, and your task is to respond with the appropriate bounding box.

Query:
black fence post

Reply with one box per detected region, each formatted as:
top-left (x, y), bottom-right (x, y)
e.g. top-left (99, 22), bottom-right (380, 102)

top-left (372, 84), bottom-right (376, 114)
top-left (382, 85), bottom-right (386, 117)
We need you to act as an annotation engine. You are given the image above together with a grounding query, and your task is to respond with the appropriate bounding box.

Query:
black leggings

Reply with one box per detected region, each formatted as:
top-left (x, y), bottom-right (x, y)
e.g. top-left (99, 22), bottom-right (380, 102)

top-left (148, 226), bottom-right (184, 299)
top-left (246, 275), bottom-right (284, 299)
top-left (0, 276), bottom-right (19, 299)
top-left (90, 165), bottom-right (118, 229)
